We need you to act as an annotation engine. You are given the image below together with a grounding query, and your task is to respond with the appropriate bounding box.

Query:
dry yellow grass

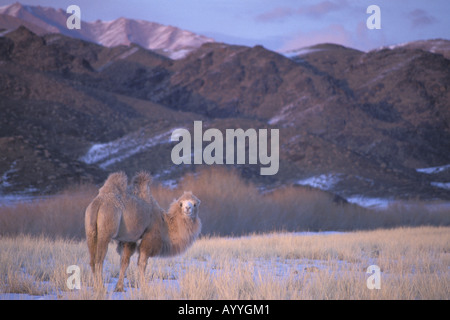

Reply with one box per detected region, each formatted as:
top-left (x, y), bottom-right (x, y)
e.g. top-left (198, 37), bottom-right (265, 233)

top-left (0, 226), bottom-right (449, 300)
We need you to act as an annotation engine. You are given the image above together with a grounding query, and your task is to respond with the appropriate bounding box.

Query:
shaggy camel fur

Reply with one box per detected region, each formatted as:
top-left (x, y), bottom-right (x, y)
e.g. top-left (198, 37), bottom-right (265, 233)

top-left (132, 190), bottom-right (201, 290)
top-left (115, 175), bottom-right (201, 291)
top-left (85, 171), bottom-right (201, 291)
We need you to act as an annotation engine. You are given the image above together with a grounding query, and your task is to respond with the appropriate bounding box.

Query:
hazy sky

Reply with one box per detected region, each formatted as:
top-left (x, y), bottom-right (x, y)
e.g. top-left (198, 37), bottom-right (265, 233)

top-left (1, 0), bottom-right (449, 52)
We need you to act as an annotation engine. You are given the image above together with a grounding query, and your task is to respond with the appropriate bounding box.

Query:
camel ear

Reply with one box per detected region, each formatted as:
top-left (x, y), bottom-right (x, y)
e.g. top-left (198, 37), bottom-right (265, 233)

top-left (197, 199), bottom-right (201, 206)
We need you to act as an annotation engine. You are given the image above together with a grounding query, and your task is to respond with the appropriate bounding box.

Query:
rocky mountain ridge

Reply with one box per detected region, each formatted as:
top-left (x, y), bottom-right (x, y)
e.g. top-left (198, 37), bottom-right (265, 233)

top-left (0, 2), bottom-right (213, 59)
top-left (0, 23), bottom-right (449, 201)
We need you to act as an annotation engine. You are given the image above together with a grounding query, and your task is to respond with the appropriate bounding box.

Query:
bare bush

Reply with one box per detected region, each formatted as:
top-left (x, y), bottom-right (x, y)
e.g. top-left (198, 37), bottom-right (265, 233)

top-left (0, 167), bottom-right (449, 239)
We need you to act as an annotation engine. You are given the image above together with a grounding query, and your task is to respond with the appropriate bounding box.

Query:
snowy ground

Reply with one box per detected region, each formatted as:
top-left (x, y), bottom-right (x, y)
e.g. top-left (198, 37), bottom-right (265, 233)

top-left (295, 174), bottom-right (393, 209)
top-left (296, 174), bottom-right (343, 191)
top-left (2, 227), bottom-right (448, 300)
top-left (346, 196), bottom-right (393, 209)
top-left (0, 231), bottom-right (351, 300)
top-left (0, 257), bottom-right (350, 300)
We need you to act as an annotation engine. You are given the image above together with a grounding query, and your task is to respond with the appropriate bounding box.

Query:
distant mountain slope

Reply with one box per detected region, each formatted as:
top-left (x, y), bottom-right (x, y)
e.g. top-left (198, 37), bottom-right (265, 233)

top-left (0, 27), bottom-right (196, 192)
top-left (383, 39), bottom-right (450, 60)
top-left (289, 42), bottom-right (450, 169)
top-left (0, 25), bottom-right (449, 201)
top-left (0, 2), bottom-right (214, 59)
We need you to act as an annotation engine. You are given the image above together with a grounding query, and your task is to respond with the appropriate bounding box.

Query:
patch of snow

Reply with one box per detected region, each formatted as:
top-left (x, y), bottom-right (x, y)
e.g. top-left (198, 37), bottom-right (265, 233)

top-left (431, 182), bottom-right (450, 190)
top-left (416, 164), bottom-right (450, 174)
top-left (281, 48), bottom-right (324, 58)
top-left (345, 197), bottom-right (450, 211)
top-left (384, 42), bottom-right (409, 50)
top-left (44, 35), bottom-right (62, 44)
top-left (160, 179), bottom-right (178, 189)
top-left (346, 196), bottom-right (392, 209)
top-left (379, 40), bottom-right (450, 57)
top-left (0, 293), bottom-right (57, 300)
top-left (1, 161), bottom-right (17, 189)
top-left (169, 49), bottom-right (191, 60)
top-left (116, 46), bottom-right (139, 60)
top-left (296, 173), bottom-right (342, 191)
top-left (268, 97), bottom-right (308, 125)
top-left (0, 29), bottom-right (13, 37)
top-left (153, 168), bottom-right (179, 189)
top-left (80, 129), bottom-right (174, 169)
top-left (268, 111), bottom-right (287, 125)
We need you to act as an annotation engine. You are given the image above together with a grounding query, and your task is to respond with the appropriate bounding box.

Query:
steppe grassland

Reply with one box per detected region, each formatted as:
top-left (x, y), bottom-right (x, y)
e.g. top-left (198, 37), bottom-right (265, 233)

top-left (0, 167), bottom-right (448, 299)
top-left (0, 227), bottom-right (449, 299)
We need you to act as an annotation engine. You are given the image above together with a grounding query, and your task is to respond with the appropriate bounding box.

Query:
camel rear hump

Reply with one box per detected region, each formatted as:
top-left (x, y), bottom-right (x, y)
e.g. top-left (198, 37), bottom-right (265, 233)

top-left (131, 171), bottom-right (152, 189)
top-left (99, 171), bottom-right (128, 195)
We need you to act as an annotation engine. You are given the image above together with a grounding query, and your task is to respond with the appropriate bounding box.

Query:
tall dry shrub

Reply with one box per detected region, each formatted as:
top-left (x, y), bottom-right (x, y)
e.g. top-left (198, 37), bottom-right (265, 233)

top-left (0, 183), bottom-right (97, 239)
top-left (152, 167), bottom-right (368, 235)
top-left (1, 167), bottom-right (448, 239)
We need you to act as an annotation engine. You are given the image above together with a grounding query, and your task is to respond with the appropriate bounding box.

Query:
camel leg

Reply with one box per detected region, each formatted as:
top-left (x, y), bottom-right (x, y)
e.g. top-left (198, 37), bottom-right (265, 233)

top-left (138, 251), bottom-right (149, 287)
top-left (86, 230), bottom-right (97, 275)
top-left (115, 242), bottom-right (136, 292)
top-left (92, 206), bottom-right (121, 290)
top-left (93, 235), bottom-right (111, 290)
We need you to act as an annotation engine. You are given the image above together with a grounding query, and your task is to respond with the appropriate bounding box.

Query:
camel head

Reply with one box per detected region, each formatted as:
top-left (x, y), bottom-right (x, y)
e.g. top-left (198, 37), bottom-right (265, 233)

top-left (176, 191), bottom-right (201, 219)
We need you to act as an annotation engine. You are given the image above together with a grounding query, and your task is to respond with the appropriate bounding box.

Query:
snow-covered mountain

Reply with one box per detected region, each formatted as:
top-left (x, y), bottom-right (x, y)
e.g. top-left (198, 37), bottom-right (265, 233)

top-left (0, 2), bottom-right (214, 59)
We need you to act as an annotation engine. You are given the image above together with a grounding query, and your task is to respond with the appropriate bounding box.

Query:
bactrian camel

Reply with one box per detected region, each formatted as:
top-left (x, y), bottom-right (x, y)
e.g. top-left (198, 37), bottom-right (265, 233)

top-left (84, 171), bottom-right (201, 291)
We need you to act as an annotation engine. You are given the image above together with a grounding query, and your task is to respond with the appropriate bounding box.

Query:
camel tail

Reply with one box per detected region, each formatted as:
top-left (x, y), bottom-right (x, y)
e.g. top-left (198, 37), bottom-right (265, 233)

top-left (85, 198), bottom-right (101, 274)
